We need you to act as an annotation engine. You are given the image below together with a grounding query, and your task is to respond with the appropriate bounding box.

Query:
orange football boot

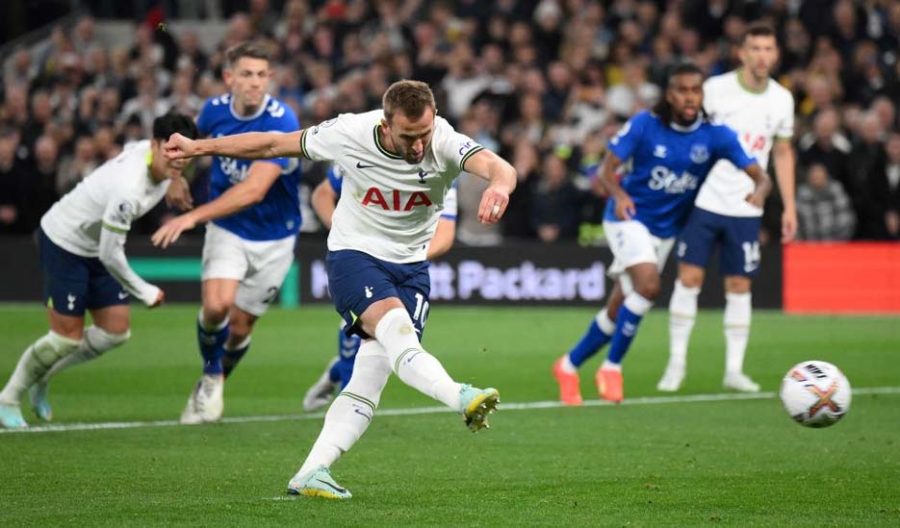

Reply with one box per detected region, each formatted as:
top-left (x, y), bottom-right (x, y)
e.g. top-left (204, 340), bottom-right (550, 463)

top-left (553, 358), bottom-right (583, 406)
top-left (596, 367), bottom-right (623, 403)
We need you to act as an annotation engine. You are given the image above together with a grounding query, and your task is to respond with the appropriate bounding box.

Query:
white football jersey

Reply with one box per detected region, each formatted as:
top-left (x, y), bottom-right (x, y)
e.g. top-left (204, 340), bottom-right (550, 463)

top-left (694, 70), bottom-right (794, 217)
top-left (301, 110), bottom-right (483, 263)
top-left (41, 140), bottom-right (171, 257)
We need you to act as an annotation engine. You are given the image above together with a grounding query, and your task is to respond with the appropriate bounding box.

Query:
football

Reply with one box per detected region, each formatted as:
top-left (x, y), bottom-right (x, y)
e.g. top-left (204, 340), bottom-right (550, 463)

top-left (779, 361), bottom-right (852, 428)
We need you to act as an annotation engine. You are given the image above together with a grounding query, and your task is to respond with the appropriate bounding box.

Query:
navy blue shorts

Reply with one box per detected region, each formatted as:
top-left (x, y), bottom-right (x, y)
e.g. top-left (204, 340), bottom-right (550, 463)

top-left (677, 208), bottom-right (762, 277)
top-left (39, 229), bottom-right (130, 316)
top-left (326, 250), bottom-right (431, 339)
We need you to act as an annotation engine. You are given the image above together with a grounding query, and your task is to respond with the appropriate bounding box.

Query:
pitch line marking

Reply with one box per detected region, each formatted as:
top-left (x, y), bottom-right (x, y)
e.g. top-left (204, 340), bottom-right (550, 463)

top-left (2, 386), bottom-right (898, 435)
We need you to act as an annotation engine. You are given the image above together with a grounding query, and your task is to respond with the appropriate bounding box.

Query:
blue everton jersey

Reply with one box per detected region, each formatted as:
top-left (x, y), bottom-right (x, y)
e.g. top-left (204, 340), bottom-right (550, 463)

top-left (198, 94), bottom-right (301, 241)
top-left (603, 111), bottom-right (755, 238)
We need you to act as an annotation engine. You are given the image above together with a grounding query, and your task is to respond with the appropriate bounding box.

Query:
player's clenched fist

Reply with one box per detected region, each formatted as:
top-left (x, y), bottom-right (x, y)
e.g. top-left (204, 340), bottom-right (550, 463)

top-left (164, 133), bottom-right (196, 160)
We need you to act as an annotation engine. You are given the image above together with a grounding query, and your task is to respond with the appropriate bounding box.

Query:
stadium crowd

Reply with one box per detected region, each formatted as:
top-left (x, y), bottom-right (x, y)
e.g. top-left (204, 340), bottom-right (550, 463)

top-left (1, 0), bottom-right (899, 242)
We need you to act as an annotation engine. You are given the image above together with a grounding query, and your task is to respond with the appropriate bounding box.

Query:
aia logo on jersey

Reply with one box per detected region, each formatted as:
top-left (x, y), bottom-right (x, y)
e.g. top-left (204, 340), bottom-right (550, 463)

top-left (362, 188), bottom-right (433, 211)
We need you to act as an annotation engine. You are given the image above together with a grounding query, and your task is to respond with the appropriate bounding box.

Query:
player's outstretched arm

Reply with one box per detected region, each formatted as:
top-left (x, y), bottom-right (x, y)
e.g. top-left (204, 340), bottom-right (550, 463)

top-left (152, 161), bottom-right (282, 248)
top-left (311, 178), bottom-right (339, 230)
top-left (98, 227), bottom-right (164, 308)
top-left (742, 163), bottom-right (773, 209)
top-left (462, 149), bottom-right (517, 224)
top-left (164, 130), bottom-right (303, 161)
top-left (597, 152), bottom-right (635, 220)
top-left (773, 139), bottom-right (797, 242)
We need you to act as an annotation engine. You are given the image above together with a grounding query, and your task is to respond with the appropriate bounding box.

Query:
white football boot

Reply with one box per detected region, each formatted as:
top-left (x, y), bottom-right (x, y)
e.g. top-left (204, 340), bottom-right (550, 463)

top-left (302, 358), bottom-right (338, 412)
top-left (657, 362), bottom-right (686, 392)
top-left (180, 374), bottom-right (225, 424)
top-left (723, 372), bottom-right (760, 392)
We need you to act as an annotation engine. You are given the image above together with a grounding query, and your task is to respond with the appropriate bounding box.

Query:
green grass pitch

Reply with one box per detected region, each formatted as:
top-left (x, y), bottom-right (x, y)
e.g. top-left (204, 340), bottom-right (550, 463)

top-left (0, 304), bottom-right (898, 527)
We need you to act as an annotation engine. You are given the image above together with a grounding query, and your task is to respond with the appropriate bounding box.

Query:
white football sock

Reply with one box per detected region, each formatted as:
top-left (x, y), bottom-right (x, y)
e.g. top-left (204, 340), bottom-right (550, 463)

top-left (596, 308), bottom-right (616, 335)
top-left (375, 308), bottom-right (461, 410)
top-left (0, 332), bottom-right (80, 405)
top-left (668, 281), bottom-right (700, 370)
top-left (42, 326), bottom-right (130, 380)
top-left (724, 292), bottom-right (752, 375)
top-left (559, 355), bottom-right (577, 373)
top-left (297, 341), bottom-right (391, 477)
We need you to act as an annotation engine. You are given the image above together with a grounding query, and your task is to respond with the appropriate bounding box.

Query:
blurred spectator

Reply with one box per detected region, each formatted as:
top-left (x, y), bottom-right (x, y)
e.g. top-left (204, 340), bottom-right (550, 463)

top-left (530, 152), bottom-right (584, 243)
top-left (605, 61), bottom-right (659, 120)
top-left (0, 132), bottom-right (27, 234)
top-left (848, 112), bottom-right (888, 238)
top-left (502, 140), bottom-right (540, 240)
top-left (56, 136), bottom-right (98, 195)
top-left (872, 133), bottom-right (900, 240)
top-left (20, 135), bottom-right (61, 231)
top-left (797, 163), bottom-right (856, 241)
top-left (798, 107), bottom-right (853, 198)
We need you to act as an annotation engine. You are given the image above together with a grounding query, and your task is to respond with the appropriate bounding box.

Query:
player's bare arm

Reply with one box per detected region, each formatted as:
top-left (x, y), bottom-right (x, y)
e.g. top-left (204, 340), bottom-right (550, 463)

top-left (426, 218), bottom-right (456, 260)
top-left (152, 161), bottom-right (282, 248)
top-left (772, 139), bottom-right (797, 242)
top-left (164, 176), bottom-right (194, 211)
top-left (311, 178), bottom-right (339, 230)
top-left (742, 163), bottom-right (772, 209)
top-left (461, 149), bottom-right (517, 224)
top-left (165, 130), bottom-right (304, 161)
top-left (597, 151), bottom-right (634, 220)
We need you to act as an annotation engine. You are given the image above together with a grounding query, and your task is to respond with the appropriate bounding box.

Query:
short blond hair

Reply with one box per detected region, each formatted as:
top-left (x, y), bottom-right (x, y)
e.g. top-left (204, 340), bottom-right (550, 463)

top-left (382, 80), bottom-right (436, 122)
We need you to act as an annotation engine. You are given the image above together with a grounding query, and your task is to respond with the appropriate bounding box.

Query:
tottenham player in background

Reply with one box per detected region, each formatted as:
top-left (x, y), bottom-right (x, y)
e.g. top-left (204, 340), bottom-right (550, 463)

top-left (151, 43), bottom-right (302, 425)
top-left (0, 113), bottom-right (198, 429)
top-left (301, 164), bottom-right (458, 412)
top-left (554, 63), bottom-right (771, 405)
top-left (163, 79), bottom-right (516, 499)
top-left (658, 23), bottom-right (797, 393)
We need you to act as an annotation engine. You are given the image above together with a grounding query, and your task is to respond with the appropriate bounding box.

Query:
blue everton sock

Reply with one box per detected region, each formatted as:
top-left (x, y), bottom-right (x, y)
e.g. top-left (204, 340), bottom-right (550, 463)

top-left (222, 337), bottom-right (251, 379)
top-left (568, 309), bottom-right (616, 367)
top-left (197, 315), bottom-right (229, 375)
top-left (606, 293), bottom-right (654, 365)
top-left (333, 327), bottom-right (361, 389)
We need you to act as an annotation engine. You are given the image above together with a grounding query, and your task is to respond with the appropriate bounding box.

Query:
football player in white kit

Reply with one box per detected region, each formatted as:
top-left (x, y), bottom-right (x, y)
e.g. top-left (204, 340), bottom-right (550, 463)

top-left (658, 23), bottom-right (798, 393)
top-left (163, 80), bottom-right (516, 499)
top-left (0, 113), bottom-right (198, 429)
top-left (301, 165), bottom-right (458, 412)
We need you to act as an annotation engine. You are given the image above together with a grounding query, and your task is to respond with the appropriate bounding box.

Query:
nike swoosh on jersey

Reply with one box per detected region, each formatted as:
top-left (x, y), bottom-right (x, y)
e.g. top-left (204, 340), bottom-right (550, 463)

top-left (356, 161), bottom-right (375, 169)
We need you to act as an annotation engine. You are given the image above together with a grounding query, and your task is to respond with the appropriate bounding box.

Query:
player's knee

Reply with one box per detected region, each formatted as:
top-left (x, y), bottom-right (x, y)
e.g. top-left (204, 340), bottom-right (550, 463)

top-left (725, 276), bottom-right (751, 294)
top-left (202, 301), bottom-right (231, 324)
top-left (635, 277), bottom-right (661, 300)
top-left (84, 326), bottom-right (130, 358)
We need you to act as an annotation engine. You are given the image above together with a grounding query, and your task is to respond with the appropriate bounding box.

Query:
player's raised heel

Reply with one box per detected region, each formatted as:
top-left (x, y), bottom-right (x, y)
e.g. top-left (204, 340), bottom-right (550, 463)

top-left (459, 384), bottom-right (500, 432)
top-left (29, 381), bottom-right (53, 421)
top-left (0, 402), bottom-right (28, 429)
top-left (596, 367), bottom-right (624, 403)
top-left (180, 374), bottom-right (225, 424)
top-left (287, 465), bottom-right (352, 500)
top-left (723, 372), bottom-right (760, 393)
top-left (553, 358), bottom-right (583, 406)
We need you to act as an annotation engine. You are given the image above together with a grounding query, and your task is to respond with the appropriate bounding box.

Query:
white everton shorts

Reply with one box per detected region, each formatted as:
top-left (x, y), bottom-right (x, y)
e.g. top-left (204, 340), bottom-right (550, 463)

top-left (202, 223), bottom-right (296, 316)
top-left (603, 219), bottom-right (674, 294)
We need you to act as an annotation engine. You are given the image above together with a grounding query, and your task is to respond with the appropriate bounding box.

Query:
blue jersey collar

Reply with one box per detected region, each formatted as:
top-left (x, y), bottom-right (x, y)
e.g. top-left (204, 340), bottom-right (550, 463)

top-left (229, 93), bottom-right (271, 121)
top-left (669, 116), bottom-right (702, 133)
